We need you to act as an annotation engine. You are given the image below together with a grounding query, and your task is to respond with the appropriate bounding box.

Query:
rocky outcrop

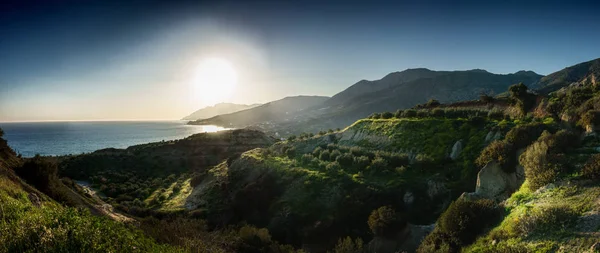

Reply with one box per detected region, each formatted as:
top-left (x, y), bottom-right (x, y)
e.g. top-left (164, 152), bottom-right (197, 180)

top-left (461, 160), bottom-right (525, 201)
top-left (449, 140), bottom-right (463, 160)
top-left (339, 129), bottom-right (390, 146)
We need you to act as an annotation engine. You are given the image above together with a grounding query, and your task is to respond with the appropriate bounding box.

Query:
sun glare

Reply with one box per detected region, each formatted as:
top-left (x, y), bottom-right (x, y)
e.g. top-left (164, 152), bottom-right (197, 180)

top-left (193, 58), bottom-right (238, 105)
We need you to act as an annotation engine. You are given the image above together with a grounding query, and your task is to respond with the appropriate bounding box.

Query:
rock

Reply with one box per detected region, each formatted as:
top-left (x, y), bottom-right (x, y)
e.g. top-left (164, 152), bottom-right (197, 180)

top-left (475, 161), bottom-right (516, 199)
top-left (403, 191), bottom-right (415, 206)
top-left (459, 192), bottom-right (482, 201)
top-left (493, 131), bottom-right (503, 141)
top-left (28, 192), bottom-right (41, 207)
top-left (449, 140), bottom-right (463, 160)
top-left (485, 131), bottom-right (494, 142)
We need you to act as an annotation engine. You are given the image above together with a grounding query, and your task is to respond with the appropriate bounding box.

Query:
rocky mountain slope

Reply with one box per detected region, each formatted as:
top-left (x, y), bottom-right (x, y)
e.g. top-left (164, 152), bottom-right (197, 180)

top-left (182, 102), bottom-right (260, 121)
top-left (189, 95), bottom-right (329, 130)
top-left (535, 58), bottom-right (600, 94)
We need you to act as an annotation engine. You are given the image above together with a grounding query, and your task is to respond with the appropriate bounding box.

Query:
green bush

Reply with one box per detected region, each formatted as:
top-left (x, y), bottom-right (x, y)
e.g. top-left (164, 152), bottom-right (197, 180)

top-left (387, 153), bottom-right (409, 167)
top-left (403, 109), bottom-right (417, 118)
top-left (381, 112), bottom-right (394, 119)
top-left (367, 206), bottom-right (406, 238)
top-left (319, 150), bottom-right (331, 161)
top-left (330, 150), bottom-right (342, 161)
top-left (505, 123), bottom-right (546, 149)
top-left (301, 154), bottom-right (315, 165)
top-left (353, 156), bottom-right (371, 170)
top-left (430, 108), bottom-right (445, 118)
top-left (326, 161), bottom-right (342, 172)
top-left (370, 113), bottom-right (381, 119)
top-left (475, 140), bottom-right (515, 172)
top-left (394, 110), bottom-right (404, 118)
top-left (514, 205), bottom-right (577, 236)
top-left (519, 140), bottom-right (558, 190)
top-left (336, 153), bottom-right (354, 167)
top-left (582, 153), bottom-right (600, 180)
top-left (332, 237), bottom-right (363, 253)
top-left (419, 199), bottom-right (500, 252)
top-left (579, 110), bottom-right (600, 128)
top-left (368, 157), bottom-right (389, 172)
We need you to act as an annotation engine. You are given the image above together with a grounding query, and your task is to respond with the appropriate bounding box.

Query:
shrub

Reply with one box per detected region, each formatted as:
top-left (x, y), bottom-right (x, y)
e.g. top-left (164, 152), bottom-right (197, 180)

top-left (368, 157), bottom-right (389, 172)
top-left (579, 110), bottom-right (600, 128)
top-left (349, 147), bottom-right (364, 157)
top-left (430, 108), bottom-right (445, 118)
top-left (505, 123), bottom-right (546, 149)
top-left (381, 111), bottom-right (394, 119)
top-left (336, 153), bottom-right (354, 167)
top-left (480, 94), bottom-right (495, 103)
top-left (387, 153), bottom-right (409, 167)
top-left (402, 109), bottom-right (417, 118)
top-left (582, 154), bottom-right (600, 180)
top-left (414, 154), bottom-right (436, 171)
top-left (475, 140), bottom-right (515, 172)
top-left (319, 150), bottom-right (331, 161)
top-left (420, 199), bottom-right (500, 252)
top-left (326, 161), bottom-right (342, 171)
top-left (514, 205), bottom-right (577, 236)
top-left (519, 140), bottom-right (558, 190)
top-left (367, 206), bottom-right (406, 238)
top-left (313, 147), bottom-right (323, 157)
top-left (332, 237), bottom-right (363, 253)
top-left (330, 150), bottom-right (342, 161)
top-left (394, 110), bottom-right (403, 118)
top-left (426, 99), bottom-right (441, 107)
top-left (287, 135), bottom-right (296, 141)
top-left (370, 113), bottom-right (381, 119)
top-left (301, 154), bottom-right (315, 165)
top-left (353, 156), bottom-right (371, 170)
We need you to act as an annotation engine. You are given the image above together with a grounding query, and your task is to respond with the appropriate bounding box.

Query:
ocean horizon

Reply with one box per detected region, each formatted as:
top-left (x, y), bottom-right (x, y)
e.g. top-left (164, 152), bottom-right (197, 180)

top-left (0, 120), bottom-right (228, 157)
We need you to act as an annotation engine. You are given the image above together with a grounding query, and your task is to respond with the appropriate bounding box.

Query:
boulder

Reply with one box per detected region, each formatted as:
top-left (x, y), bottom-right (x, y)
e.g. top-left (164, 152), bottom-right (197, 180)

top-left (485, 131), bottom-right (494, 142)
top-left (449, 140), bottom-right (463, 160)
top-left (475, 161), bottom-right (517, 199)
top-left (403, 191), bottom-right (415, 206)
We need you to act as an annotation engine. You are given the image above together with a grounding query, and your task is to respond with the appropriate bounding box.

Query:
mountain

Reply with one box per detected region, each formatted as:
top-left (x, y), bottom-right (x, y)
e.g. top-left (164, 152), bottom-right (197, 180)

top-left (324, 68), bottom-right (445, 107)
top-left (534, 58), bottom-right (600, 93)
top-left (266, 69), bottom-right (542, 136)
top-left (182, 102), bottom-right (260, 120)
top-left (189, 95), bottom-right (329, 130)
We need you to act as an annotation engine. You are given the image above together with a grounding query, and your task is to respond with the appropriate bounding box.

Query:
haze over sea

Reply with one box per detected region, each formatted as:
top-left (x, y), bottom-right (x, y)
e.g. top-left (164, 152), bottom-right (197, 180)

top-left (0, 121), bottom-right (226, 157)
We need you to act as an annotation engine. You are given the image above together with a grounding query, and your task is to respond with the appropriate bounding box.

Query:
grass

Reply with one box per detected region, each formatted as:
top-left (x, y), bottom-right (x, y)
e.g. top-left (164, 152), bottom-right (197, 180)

top-left (465, 181), bottom-right (600, 253)
top-left (0, 174), bottom-right (180, 253)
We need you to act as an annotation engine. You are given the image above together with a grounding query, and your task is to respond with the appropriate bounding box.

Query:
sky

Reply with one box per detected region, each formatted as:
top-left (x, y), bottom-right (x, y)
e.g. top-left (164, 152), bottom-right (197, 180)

top-left (1, 0), bottom-right (599, 122)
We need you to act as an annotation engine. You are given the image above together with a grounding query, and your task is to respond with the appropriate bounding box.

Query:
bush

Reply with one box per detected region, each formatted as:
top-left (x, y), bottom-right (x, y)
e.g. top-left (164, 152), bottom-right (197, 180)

top-left (514, 205), bottom-right (577, 236)
top-left (414, 154), bottom-right (436, 171)
top-left (430, 108), bottom-right (445, 118)
top-left (475, 141), bottom-right (515, 172)
top-left (353, 156), bottom-right (371, 170)
top-left (426, 99), bottom-right (441, 107)
top-left (287, 135), bottom-right (296, 141)
top-left (381, 111), bottom-right (394, 119)
top-left (387, 153), bottom-right (409, 167)
top-left (332, 237), bottom-right (363, 253)
top-left (319, 150), bottom-right (331, 161)
top-left (301, 154), bottom-right (315, 165)
top-left (367, 206), bottom-right (406, 238)
top-left (394, 110), bottom-right (403, 118)
top-left (368, 157), bottom-right (389, 172)
top-left (519, 140), bottom-right (558, 190)
top-left (582, 154), bottom-right (600, 180)
top-left (370, 113), bottom-right (381, 119)
top-left (420, 199), bottom-right (500, 252)
top-left (330, 150), bottom-right (342, 161)
top-left (402, 109), bottom-right (417, 118)
top-left (326, 161), bottom-right (342, 171)
top-left (336, 153), bottom-right (354, 167)
top-left (313, 147), bottom-right (323, 157)
top-left (505, 123), bottom-right (546, 149)
top-left (579, 110), bottom-right (600, 128)
top-left (284, 146), bottom-right (296, 158)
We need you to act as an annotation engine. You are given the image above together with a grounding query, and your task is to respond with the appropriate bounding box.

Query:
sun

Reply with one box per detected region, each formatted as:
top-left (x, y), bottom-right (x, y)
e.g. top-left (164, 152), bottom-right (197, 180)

top-left (193, 58), bottom-right (238, 105)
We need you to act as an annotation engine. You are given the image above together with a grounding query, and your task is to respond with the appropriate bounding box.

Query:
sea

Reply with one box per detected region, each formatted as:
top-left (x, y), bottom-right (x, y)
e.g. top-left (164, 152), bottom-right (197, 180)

top-left (0, 121), bottom-right (227, 157)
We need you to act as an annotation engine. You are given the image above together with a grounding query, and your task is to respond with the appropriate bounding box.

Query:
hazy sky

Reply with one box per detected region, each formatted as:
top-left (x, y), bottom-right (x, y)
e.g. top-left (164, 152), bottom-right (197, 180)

top-left (1, 0), bottom-right (599, 121)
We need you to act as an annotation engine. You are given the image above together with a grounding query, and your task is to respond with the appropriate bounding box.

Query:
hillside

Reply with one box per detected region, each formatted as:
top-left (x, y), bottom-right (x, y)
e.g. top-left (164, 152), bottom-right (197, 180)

top-left (182, 102), bottom-right (260, 120)
top-left (0, 130), bottom-right (180, 252)
top-left (262, 69), bottom-right (542, 136)
top-left (189, 95), bottom-right (329, 131)
top-left (535, 58), bottom-right (600, 94)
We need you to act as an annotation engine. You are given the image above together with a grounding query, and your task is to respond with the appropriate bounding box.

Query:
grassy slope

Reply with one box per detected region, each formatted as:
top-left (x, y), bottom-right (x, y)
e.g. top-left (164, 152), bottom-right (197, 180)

top-left (0, 136), bottom-right (180, 253)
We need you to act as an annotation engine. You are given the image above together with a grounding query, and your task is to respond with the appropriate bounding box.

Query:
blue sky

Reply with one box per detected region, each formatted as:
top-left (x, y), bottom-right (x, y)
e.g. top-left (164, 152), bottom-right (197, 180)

top-left (1, 0), bottom-right (599, 121)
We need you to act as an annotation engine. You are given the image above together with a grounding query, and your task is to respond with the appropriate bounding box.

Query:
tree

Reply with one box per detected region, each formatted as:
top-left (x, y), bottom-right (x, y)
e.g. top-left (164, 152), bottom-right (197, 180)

top-left (0, 128), bottom-right (4, 137)
top-left (381, 111), bottom-right (393, 119)
top-left (368, 206), bottom-right (406, 238)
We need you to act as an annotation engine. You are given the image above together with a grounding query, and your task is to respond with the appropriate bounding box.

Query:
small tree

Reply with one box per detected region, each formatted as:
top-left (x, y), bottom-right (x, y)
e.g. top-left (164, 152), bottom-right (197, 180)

top-left (381, 112), bottom-right (393, 119)
top-left (368, 206), bottom-right (406, 238)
